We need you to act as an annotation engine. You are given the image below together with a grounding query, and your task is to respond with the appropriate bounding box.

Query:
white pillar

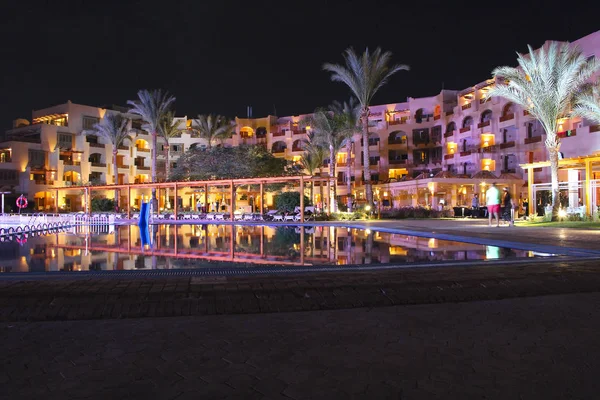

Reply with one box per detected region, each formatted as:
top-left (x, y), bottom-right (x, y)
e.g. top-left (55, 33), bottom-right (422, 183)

top-left (567, 169), bottom-right (579, 209)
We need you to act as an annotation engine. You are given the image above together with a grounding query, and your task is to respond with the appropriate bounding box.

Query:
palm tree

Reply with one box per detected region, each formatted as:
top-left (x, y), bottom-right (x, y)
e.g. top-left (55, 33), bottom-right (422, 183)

top-left (487, 42), bottom-right (599, 216)
top-left (127, 89), bottom-right (176, 209)
top-left (324, 48), bottom-right (409, 207)
top-left (193, 114), bottom-right (235, 149)
top-left (302, 110), bottom-right (354, 213)
top-left (574, 85), bottom-right (600, 124)
top-left (300, 142), bottom-right (327, 207)
top-left (158, 112), bottom-right (184, 209)
top-left (93, 112), bottom-right (132, 212)
top-left (330, 98), bottom-right (361, 212)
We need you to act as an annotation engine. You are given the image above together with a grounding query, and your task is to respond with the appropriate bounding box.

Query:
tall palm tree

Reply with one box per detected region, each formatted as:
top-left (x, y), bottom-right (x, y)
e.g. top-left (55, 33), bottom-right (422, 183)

top-left (127, 89), bottom-right (176, 209)
top-left (93, 112), bottom-right (132, 212)
top-left (330, 98), bottom-right (361, 211)
top-left (193, 114), bottom-right (235, 149)
top-left (487, 42), bottom-right (599, 216)
top-left (158, 112), bottom-right (184, 209)
top-left (300, 142), bottom-right (327, 207)
top-left (324, 48), bottom-right (409, 206)
top-left (573, 85), bottom-right (600, 124)
top-left (302, 110), bottom-right (354, 212)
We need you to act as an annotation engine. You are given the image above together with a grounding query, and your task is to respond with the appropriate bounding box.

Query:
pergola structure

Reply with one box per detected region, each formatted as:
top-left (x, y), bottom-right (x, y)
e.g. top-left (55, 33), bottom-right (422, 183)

top-left (52, 175), bottom-right (333, 223)
top-left (520, 154), bottom-right (600, 217)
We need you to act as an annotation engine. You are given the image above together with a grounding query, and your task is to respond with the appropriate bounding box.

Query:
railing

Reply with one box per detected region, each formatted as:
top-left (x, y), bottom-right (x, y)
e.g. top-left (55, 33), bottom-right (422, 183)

top-left (91, 162), bottom-right (106, 167)
top-left (499, 113), bottom-right (515, 122)
top-left (291, 147), bottom-right (303, 152)
top-left (445, 111), bottom-right (454, 116)
top-left (136, 147), bottom-right (150, 153)
top-left (461, 103), bottom-right (472, 110)
top-left (431, 158), bottom-right (442, 165)
top-left (557, 129), bottom-right (576, 138)
top-left (444, 154), bottom-right (455, 160)
top-left (433, 115), bottom-right (441, 121)
top-left (388, 139), bottom-right (407, 145)
top-left (524, 136), bottom-right (542, 144)
top-left (88, 142), bottom-right (105, 148)
top-left (136, 165), bottom-right (150, 171)
top-left (389, 159), bottom-right (408, 165)
top-left (459, 151), bottom-right (471, 157)
top-left (590, 125), bottom-right (600, 133)
top-left (477, 120), bottom-right (490, 129)
top-left (480, 144), bottom-right (498, 153)
top-left (444, 130), bottom-right (454, 138)
top-left (34, 180), bottom-right (54, 185)
top-left (117, 164), bottom-right (129, 169)
top-left (272, 131), bottom-right (285, 137)
top-left (459, 126), bottom-right (471, 133)
top-left (118, 145), bottom-right (128, 150)
top-left (501, 169), bottom-right (516, 174)
top-left (61, 160), bottom-right (81, 166)
top-left (523, 110), bottom-right (531, 116)
top-left (272, 148), bottom-right (286, 153)
top-left (500, 141), bottom-right (516, 149)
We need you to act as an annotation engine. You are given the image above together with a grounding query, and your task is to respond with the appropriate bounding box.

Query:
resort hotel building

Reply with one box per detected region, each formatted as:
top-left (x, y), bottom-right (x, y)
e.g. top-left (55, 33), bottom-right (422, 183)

top-left (1, 30), bottom-right (600, 216)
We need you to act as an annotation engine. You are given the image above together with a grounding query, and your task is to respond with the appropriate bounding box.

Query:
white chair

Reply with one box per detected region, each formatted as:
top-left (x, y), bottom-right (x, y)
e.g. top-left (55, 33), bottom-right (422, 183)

top-left (184, 214), bottom-right (191, 220)
top-left (192, 214), bottom-right (200, 220)
top-left (206, 214), bottom-right (215, 220)
top-left (273, 215), bottom-right (283, 221)
top-left (215, 214), bottom-right (225, 221)
top-left (284, 215), bottom-right (295, 222)
top-left (243, 214), bottom-right (254, 221)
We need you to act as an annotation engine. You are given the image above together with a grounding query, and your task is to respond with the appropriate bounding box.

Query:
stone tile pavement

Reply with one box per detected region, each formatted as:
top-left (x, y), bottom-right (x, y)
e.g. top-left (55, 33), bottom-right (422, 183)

top-left (3, 292), bottom-right (600, 399)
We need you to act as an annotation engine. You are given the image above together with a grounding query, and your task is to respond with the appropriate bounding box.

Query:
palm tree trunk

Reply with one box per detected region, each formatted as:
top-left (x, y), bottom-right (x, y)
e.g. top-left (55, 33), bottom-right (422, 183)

top-left (151, 131), bottom-right (158, 211)
top-left (309, 182), bottom-right (314, 208)
top-left (319, 167), bottom-right (324, 213)
top-left (329, 145), bottom-right (336, 212)
top-left (546, 135), bottom-right (561, 220)
top-left (361, 109), bottom-right (373, 206)
top-left (346, 141), bottom-right (352, 212)
top-left (165, 145), bottom-right (171, 209)
top-left (113, 150), bottom-right (119, 213)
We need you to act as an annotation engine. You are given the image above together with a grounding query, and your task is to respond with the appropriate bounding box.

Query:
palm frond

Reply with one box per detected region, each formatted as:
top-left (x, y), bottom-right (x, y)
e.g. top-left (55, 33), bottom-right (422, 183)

top-left (127, 89), bottom-right (176, 134)
top-left (193, 114), bottom-right (236, 147)
top-left (93, 112), bottom-right (132, 148)
top-left (573, 85), bottom-right (600, 123)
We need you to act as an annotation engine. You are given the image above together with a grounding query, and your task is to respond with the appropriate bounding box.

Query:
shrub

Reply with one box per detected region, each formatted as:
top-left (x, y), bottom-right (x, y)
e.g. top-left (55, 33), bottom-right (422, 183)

top-left (274, 192), bottom-right (311, 213)
top-left (91, 198), bottom-right (115, 212)
top-left (379, 206), bottom-right (453, 220)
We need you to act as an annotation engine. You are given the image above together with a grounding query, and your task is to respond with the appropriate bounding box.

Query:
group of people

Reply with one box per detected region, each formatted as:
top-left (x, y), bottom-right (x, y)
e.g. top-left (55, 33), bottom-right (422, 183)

top-left (470, 183), bottom-right (516, 227)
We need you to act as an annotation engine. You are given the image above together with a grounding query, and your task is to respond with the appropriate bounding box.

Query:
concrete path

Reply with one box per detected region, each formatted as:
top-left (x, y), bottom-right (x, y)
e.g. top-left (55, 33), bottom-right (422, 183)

top-left (4, 292), bottom-right (600, 399)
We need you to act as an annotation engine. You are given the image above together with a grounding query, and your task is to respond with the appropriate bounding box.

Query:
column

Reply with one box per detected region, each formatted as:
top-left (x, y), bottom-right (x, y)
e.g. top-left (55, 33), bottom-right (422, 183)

top-left (204, 183), bottom-right (208, 212)
top-left (259, 182), bottom-right (264, 214)
top-left (127, 185), bottom-right (131, 219)
top-left (55, 189), bottom-right (59, 214)
top-left (585, 160), bottom-right (592, 217)
top-left (173, 183), bottom-right (178, 218)
top-left (450, 185), bottom-right (457, 208)
top-left (567, 169), bottom-right (579, 209)
top-left (326, 179), bottom-right (331, 215)
top-left (527, 167), bottom-right (534, 216)
top-left (230, 180), bottom-right (234, 221)
top-left (299, 177), bottom-right (304, 222)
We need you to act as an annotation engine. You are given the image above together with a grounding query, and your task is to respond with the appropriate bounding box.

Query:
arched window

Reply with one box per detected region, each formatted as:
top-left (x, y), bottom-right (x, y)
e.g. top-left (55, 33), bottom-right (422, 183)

top-left (462, 116), bottom-right (473, 128)
top-left (272, 141), bottom-right (286, 153)
top-left (481, 110), bottom-right (493, 123)
top-left (446, 121), bottom-right (456, 133)
top-left (292, 140), bottom-right (303, 151)
top-left (388, 131), bottom-right (407, 145)
top-left (415, 108), bottom-right (424, 123)
top-left (502, 102), bottom-right (516, 117)
top-left (256, 127), bottom-right (267, 137)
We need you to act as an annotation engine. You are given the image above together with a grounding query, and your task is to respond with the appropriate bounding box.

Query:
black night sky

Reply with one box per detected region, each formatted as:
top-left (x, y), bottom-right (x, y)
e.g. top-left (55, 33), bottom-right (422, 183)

top-left (1, 0), bottom-right (598, 127)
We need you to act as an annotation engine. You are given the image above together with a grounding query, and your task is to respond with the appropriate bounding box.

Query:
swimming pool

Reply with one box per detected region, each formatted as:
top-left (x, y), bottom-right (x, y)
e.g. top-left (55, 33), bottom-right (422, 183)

top-left (0, 224), bottom-right (555, 273)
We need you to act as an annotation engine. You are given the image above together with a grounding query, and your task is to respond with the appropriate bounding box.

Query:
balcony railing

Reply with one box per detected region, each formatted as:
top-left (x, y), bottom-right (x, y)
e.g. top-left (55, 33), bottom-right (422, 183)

top-left (136, 147), bottom-right (150, 153)
top-left (480, 144), bottom-right (498, 153)
top-left (272, 131), bottom-right (285, 137)
top-left (388, 120), bottom-right (405, 126)
top-left (444, 130), bottom-right (454, 138)
top-left (272, 148), bottom-right (286, 153)
top-left (34, 180), bottom-right (54, 185)
top-left (461, 103), bottom-right (472, 110)
top-left (459, 126), bottom-right (471, 133)
top-left (459, 151), bottom-right (471, 157)
top-left (292, 130), bottom-right (305, 135)
top-left (389, 159), bottom-right (408, 165)
top-left (557, 129), bottom-right (576, 138)
top-left (388, 139), bottom-right (406, 145)
top-left (523, 110), bottom-right (531, 116)
top-left (61, 160), bottom-right (81, 166)
top-left (591, 125), bottom-right (600, 133)
top-left (91, 162), bottom-right (106, 168)
top-left (444, 154), bottom-right (455, 160)
top-left (88, 142), bottom-right (105, 148)
top-left (118, 145), bottom-right (128, 150)
top-left (136, 165), bottom-right (150, 171)
top-left (524, 136), bottom-right (542, 145)
top-left (431, 158), bottom-right (442, 165)
top-left (433, 115), bottom-right (441, 121)
top-left (501, 169), bottom-right (516, 174)
top-left (117, 164), bottom-right (129, 169)
top-left (445, 111), bottom-right (454, 116)
top-left (500, 141), bottom-right (516, 149)
top-left (477, 120), bottom-right (490, 129)
top-left (499, 113), bottom-right (515, 122)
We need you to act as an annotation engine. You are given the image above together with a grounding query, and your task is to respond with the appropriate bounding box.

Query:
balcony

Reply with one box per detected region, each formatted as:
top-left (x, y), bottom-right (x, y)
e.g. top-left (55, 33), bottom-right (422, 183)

top-left (136, 147), bottom-right (150, 153)
top-left (499, 113), bottom-right (515, 123)
top-left (433, 115), bottom-right (441, 121)
top-left (477, 120), bottom-right (490, 129)
top-left (272, 131), bottom-right (285, 137)
top-left (444, 130), bottom-right (454, 138)
top-left (388, 139), bottom-right (406, 145)
top-left (117, 164), bottom-right (129, 169)
top-left (389, 158), bottom-right (408, 165)
top-left (136, 165), bottom-right (150, 171)
top-left (292, 130), bottom-right (305, 135)
top-left (88, 142), bottom-right (105, 148)
top-left (61, 160), bottom-right (81, 166)
top-left (591, 125), bottom-right (600, 133)
top-left (444, 154), bottom-right (455, 160)
top-left (34, 180), bottom-right (54, 185)
top-left (557, 129), bottom-right (576, 138)
top-left (459, 151), bottom-right (471, 157)
top-left (500, 141), bottom-right (516, 149)
top-left (91, 162), bottom-right (106, 168)
top-left (461, 103), bottom-right (472, 110)
top-left (459, 126), bottom-right (471, 133)
top-left (389, 119), bottom-right (406, 126)
top-left (445, 111), bottom-right (454, 116)
top-left (524, 136), bottom-right (542, 145)
top-left (480, 144), bottom-right (498, 153)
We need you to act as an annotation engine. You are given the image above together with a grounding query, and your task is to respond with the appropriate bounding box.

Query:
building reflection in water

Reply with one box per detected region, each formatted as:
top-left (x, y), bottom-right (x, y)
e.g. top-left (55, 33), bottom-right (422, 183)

top-left (0, 224), bottom-right (536, 273)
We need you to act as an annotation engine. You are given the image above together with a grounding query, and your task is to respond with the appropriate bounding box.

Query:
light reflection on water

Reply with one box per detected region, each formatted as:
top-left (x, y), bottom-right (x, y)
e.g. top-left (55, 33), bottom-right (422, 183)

top-left (0, 224), bottom-right (545, 273)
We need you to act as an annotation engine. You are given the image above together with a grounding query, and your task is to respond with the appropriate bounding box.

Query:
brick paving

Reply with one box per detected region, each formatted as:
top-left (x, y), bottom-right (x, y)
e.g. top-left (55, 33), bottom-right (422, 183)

top-left (3, 292), bottom-right (600, 399)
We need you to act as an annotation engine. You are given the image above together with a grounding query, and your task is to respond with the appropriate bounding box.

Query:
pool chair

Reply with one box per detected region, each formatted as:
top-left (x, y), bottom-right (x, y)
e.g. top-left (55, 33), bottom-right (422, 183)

top-left (284, 214), bottom-right (296, 222)
top-left (206, 214), bottom-right (215, 220)
top-left (234, 214), bottom-right (244, 221)
top-left (183, 214), bottom-right (191, 220)
top-left (272, 214), bottom-right (284, 222)
top-left (215, 214), bottom-right (225, 221)
top-left (243, 214), bottom-right (254, 221)
top-left (253, 213), bottom-right (264, 221)
top-left (191, 214), bottom-right (200, 220)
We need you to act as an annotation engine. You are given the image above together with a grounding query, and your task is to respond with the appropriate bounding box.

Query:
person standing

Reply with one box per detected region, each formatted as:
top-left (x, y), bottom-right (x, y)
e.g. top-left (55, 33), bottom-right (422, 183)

top-left (501, 187), bottom-right (515, 226)
top-left (471, 193), bottom-right (479, 218)
top-left (486, 183), bottom-right (501, 227)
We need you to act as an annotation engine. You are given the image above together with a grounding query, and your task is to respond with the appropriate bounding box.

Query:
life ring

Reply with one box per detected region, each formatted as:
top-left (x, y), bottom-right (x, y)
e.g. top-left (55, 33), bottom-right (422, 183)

top-left (16, 195), bottom-right (28, 209)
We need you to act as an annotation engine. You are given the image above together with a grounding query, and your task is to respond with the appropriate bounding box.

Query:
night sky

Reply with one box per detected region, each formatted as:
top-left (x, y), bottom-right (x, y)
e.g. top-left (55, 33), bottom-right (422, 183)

top-left (1, 0), bottom-right (597, 128)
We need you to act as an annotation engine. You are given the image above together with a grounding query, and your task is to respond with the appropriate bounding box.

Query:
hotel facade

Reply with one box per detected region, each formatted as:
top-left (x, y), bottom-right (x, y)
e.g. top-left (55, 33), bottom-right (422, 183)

top-left (1, 30), bottom-right (600, 215)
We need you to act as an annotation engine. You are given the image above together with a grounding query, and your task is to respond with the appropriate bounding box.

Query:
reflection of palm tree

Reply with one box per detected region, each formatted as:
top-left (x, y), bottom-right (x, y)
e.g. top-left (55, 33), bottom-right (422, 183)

top-left (324, 48), bottom-right (409, 207)
top-left (487, 42), bottom-right (599, 217)
top-left (301, 131), bottom-right (327, 210)
top-left (93, 113), bottom-right (132, 212)
top-left (158, 112), bottom-right (184, 208)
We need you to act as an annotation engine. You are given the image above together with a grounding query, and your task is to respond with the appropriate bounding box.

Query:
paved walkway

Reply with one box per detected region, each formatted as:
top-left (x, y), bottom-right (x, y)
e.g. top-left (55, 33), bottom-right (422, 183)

top-left (4, 292), bottom-right (600, 399)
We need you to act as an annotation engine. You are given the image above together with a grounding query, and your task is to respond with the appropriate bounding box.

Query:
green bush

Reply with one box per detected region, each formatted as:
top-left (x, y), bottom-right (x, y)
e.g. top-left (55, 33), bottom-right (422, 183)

top-left (91, 198), bottom-right (115, 212)
top-left (274, 192), bottom-right (311, 213)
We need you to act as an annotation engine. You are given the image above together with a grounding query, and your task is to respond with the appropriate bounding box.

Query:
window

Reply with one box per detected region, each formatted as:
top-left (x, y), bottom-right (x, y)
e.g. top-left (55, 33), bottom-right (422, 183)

top-left (58, 133), bottom-right (73, 149)
top-left (82, 116), bottom-right (99, 130)
top-left (170, 144), bottom-right (183, 152)
top-left (0, 169), bottom-right (17, 183)
top-left (86, 135), bottom-right (99, 144)
top-left (28, 150), bottom-right (46, 168)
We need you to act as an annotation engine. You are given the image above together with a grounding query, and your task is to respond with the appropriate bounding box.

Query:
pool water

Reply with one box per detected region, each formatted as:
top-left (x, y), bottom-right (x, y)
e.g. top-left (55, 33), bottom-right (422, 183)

top-left (0, 224), bottom-right (552, 273)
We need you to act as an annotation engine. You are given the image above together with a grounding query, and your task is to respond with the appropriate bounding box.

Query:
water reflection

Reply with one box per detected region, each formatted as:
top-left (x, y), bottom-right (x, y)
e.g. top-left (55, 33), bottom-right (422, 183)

top-left (0, 224), bottom-right (543, 273)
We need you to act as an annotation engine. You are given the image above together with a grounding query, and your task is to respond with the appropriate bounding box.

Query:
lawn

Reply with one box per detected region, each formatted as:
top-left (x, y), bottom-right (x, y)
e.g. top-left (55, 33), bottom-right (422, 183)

top-left (516, 220), bottom-right (600, 229)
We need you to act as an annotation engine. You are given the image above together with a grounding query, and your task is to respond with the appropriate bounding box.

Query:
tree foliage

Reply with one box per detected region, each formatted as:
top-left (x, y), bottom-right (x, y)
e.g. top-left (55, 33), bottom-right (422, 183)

top-left (274, 191), bottom-right (311, 213)
top-left (573, 84), bottom-right (600, 124)
top-left (170, 144), bottom-right (297, 181)
top-left (192, 114), bottom-right (235, 148)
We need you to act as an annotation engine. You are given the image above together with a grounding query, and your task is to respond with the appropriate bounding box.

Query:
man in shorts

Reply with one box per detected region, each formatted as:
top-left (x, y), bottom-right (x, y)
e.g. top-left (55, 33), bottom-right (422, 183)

top-left (486, 182), bottom-right (501, 227)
